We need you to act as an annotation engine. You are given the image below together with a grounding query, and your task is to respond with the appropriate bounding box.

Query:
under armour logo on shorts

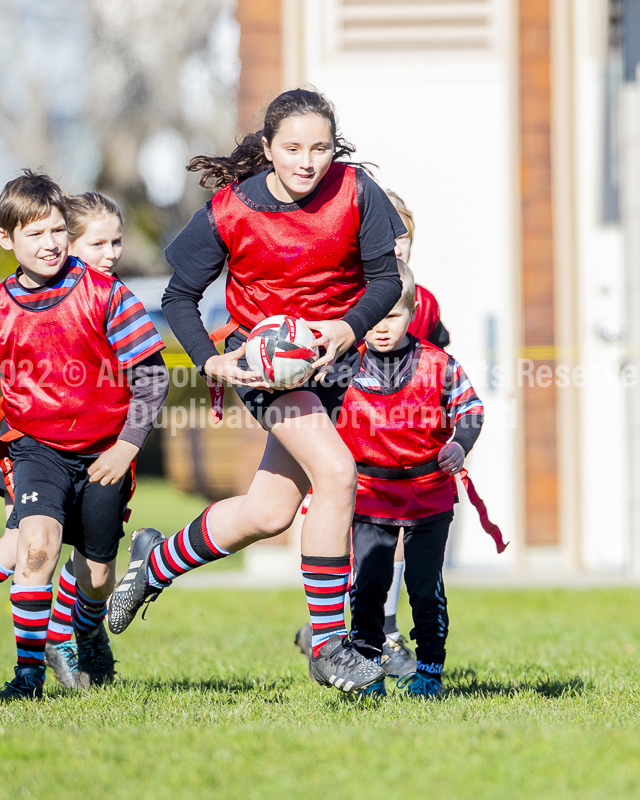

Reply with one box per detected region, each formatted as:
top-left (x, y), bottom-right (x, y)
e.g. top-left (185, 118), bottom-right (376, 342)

top-left (21, 492), bottom-right (38, 504)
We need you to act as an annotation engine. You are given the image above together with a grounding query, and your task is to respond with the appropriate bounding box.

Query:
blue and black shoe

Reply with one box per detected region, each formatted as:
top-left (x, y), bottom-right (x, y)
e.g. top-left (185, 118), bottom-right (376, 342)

top-left (358, 678), bottom-right (386, 698)
top-left (45, 641), bottom-right (80, 689)
top-left (0, 665), bottom-right (45, 702)
top-left (76, 622), bottom-right (116, 688)
top-left (397, 671), bottom-right (446, 699)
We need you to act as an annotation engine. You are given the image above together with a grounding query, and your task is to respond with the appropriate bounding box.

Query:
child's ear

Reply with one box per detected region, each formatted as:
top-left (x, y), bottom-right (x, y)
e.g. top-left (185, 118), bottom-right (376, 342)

top-left (410, 304), bottom-right (418, 321)
top-left (0, 228), bottom-right (14, 252)
top-left (262, 136), bottom-right (273, 163)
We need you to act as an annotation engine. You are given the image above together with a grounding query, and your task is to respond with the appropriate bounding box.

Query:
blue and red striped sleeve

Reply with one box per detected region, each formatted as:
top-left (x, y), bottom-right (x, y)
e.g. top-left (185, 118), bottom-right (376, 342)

top-left (445, 359), bottom-right (484, 455)
top-left (105, 281), bottom-right (165, 367)
top-left (445, 360), bottom-right (484, 423)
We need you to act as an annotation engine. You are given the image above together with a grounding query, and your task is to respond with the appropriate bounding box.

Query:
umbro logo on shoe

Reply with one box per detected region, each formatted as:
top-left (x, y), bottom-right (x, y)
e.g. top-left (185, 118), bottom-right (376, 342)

top-left (21, 492), bottom-right (38, 504)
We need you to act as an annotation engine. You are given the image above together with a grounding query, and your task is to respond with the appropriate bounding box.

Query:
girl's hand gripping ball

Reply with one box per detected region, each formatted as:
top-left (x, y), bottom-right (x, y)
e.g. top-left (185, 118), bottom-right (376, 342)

top-left (305, 319), bottom-right (356, 382)
top-left (245, 315), bottom-right (318, 389)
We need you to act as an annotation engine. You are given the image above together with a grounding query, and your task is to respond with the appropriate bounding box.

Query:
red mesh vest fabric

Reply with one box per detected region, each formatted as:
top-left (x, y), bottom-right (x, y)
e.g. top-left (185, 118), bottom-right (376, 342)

top-left (408, 285), bottom-right (441, 341)
top-left (0, 268), bottom-right (132, 453)
top-left (213, 162), bottom-right (365, 330)
top-left (338, 343), bottom-right (455, 522)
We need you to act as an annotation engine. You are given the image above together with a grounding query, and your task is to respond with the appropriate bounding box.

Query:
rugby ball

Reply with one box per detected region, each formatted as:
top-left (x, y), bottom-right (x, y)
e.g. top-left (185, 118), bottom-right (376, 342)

top-left (245, 315), bottom-right (318, 390)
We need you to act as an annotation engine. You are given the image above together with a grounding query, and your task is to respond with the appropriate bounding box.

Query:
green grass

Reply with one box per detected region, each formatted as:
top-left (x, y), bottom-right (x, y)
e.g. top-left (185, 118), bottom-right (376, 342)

top-left (1, 587), bottom-right (640, 799)
top-left (1, 480), bottom-right (640, 798)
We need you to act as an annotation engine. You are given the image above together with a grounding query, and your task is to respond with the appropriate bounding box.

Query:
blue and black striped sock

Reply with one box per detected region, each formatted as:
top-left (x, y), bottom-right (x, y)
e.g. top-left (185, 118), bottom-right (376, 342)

top-left (72, 586), bottom-right (107, 634)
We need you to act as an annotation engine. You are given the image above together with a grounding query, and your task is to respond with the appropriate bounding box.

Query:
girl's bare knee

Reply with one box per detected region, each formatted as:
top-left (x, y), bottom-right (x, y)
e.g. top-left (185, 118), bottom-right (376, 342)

top-left (314, 457), bottom-right (357, 498)
top-left (246, 505), bottom-right (297, 539)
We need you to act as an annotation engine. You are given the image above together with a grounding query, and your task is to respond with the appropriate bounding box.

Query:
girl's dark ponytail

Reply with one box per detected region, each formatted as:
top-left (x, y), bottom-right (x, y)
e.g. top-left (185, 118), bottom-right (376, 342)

top-left (187, 88), bottom-right (357, 191)
top-left (187, 131), bottom-right (268, 190)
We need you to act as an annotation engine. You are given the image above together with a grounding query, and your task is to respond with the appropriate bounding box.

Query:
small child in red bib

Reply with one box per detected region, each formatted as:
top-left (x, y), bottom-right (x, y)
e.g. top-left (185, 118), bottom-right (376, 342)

top-left (338, 260), bottom-right (484, 698)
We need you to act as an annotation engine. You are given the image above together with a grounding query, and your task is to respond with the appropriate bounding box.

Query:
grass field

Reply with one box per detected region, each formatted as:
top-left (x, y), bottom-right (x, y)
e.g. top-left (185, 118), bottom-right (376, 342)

top-left (1, 481), bottom-right (640, 799)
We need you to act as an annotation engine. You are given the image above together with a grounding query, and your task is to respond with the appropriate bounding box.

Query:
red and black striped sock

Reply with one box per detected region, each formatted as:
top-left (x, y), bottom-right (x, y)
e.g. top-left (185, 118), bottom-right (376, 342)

top-left (301, 555), bottom-right (351, 658)
top-left (0, 562), bottom-right (14, 584)
top-left (148, 505), bottom-right (229, 587)
top-left (11, 583), bottom-right (52, 673)
top-left (47, 558), bottom-right (76, 643)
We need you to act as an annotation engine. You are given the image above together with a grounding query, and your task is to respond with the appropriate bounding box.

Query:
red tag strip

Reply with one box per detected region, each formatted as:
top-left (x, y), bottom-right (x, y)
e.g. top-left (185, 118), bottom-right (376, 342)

top-left (301, 488), bottom-right (313, 515)
top-left (0, 456), bottom-right (15, 502)
top-left (458, 469), bottom-right (508, 554)
top-left (208, 382), bottom-right (225, 424)
top-left (209, 319), bottom-right (240, 345)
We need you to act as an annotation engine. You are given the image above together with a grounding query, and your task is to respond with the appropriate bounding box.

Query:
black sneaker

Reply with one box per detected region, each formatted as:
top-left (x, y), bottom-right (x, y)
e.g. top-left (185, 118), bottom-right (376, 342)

top-left (0, 666), bottom-right (45, 701)
top-left (76, 622), bottom-right (116, 687)
top-left (381, 635), bottom-right (417, 678)
top-left (310, 635), bottom-right (385, 693)
top-left (45, 641), bottom-right (80, 689)
top-left (107, 527), bottom-right (169, 634)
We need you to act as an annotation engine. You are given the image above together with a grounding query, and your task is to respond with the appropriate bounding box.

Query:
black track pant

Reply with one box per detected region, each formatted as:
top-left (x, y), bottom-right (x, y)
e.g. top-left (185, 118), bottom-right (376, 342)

top-left (350, 512), bottom-right (453, 670)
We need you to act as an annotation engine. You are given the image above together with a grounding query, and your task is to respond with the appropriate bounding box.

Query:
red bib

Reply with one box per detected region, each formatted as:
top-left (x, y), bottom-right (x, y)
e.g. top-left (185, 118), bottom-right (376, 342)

top-left (408, 285), bottom-right (441, 342)
top-left (338, 342), bottom-right (456, 523)
top-left (0, 266), bottom-right (131, 453)
top-left (212, 162), bottom-right (365, 330)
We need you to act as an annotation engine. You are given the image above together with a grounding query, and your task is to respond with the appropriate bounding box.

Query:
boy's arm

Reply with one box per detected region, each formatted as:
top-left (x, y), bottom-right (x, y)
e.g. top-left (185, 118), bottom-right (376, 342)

top-left (444, 358), bottom-right (484, 457)
top-left (89, 284), bottom-right (167, 485)
top-left (88, 353), bottom-right (169, 485)
top-left (105, 280), bottom-right (168, 444)
top-left (118, 351), bottom-right (169, 450)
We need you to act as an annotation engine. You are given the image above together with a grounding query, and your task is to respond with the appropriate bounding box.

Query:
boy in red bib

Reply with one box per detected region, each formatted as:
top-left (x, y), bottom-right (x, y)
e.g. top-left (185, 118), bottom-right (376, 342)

top-left (381, 189), bottom-right (450, 675)
top-left (0, 170), bottom-right (168, 700)
top-left (338, 260), bottom-right (483, 697)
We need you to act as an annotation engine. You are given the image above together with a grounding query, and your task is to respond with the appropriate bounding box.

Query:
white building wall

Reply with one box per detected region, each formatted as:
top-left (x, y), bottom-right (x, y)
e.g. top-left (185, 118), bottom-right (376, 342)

top-left (572, 1), bottom-right (627, 572)
top-left (297, 0), bottom-right (518, 571)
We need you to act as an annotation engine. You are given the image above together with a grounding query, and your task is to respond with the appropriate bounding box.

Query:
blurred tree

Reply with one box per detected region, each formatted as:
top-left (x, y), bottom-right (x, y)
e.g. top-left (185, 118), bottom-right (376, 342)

top-left (0, 0), bottom-right (239, 277)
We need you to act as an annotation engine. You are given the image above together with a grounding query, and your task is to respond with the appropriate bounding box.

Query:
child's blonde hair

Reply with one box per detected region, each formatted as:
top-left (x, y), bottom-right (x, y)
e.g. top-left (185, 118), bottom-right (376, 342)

top-left (65, 192), bottom-right (123, 243)
top-left (386, 190), bottom-right (415, 242)
top-left (397, 259), bottom-right (416, 312)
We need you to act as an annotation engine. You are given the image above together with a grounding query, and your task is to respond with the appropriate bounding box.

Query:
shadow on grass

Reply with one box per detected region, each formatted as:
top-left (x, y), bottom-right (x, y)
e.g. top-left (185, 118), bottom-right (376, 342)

top-left (445, 666), bottom-right (587, 699)
top-left (116, 674), bottom-right (297, 698)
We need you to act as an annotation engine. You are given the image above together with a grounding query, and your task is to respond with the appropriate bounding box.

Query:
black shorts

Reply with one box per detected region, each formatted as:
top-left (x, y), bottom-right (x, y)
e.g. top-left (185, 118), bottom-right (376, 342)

top-left (7, 435), bottom-right (131, 563)
top-left (226, 329), bottom-right (358, 425)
